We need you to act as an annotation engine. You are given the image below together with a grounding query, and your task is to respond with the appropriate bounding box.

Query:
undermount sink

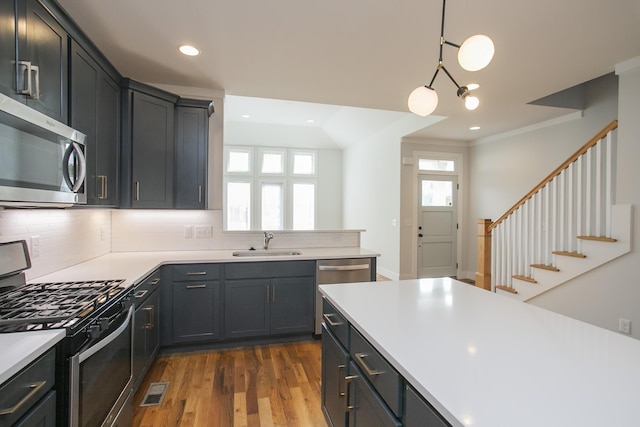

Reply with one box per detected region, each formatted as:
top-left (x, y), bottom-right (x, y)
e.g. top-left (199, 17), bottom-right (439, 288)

top-left (232, 250), bottom-right (302, 257)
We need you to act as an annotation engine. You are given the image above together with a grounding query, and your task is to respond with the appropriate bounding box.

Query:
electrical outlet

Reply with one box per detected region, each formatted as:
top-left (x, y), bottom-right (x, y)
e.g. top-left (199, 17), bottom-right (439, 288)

top-left (195, 225), bottom-right (212, 239)
top-left (184, 225), bottom-right (193, 239)
top-left (30, 235), bottom-right (40, 258)
top-left (619, 318), bottom-right (631, 334)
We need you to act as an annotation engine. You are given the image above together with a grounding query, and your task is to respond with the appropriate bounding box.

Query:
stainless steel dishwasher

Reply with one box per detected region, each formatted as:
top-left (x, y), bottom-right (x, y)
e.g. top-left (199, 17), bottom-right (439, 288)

top-left (316, 258), bottom-right (374, 334)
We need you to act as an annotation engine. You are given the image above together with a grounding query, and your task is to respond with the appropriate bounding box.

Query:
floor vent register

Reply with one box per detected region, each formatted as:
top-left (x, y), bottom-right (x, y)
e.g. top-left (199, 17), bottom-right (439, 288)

top-left (140, 382), bottom-right (170, 406)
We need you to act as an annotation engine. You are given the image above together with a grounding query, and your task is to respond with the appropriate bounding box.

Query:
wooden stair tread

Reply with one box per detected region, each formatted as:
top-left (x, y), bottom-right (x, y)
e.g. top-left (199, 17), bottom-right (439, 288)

top-left (496, 285), bottom-right (518, 294)
top-left (577, 235), bottom-right (618, 242)
top-left (512, 275), bottom-right (537, 284)
top-left (552, 250), bottom-right (587, 258)
top-left (531, 264), bottom-right (560, 272)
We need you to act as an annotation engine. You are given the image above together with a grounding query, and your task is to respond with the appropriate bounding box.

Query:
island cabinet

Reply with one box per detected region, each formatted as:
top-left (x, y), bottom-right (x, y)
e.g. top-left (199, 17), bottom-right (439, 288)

top-left (224, 261), bottom-right (315, 340)
top-left (161, 264), bottom-right (222, 346)
top-left (132, 269), bottom-right (161, 391)
top-left (321, 298), bottom-right (450, 427)
top-left (69, 40), bottom-right (120, 206)
top-left (0, 347), bottom-right (57, 426)
top-left (175, 99), bottom-right (213, 209)
top-left (120, 79), bottom-right (178, 208)
top-left (7, 0), bottom-right (68, 123)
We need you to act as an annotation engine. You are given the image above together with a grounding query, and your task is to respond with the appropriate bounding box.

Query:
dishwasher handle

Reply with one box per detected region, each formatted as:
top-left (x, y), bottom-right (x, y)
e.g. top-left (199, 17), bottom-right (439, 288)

top-left (318, 264), bottom-right (370, 272)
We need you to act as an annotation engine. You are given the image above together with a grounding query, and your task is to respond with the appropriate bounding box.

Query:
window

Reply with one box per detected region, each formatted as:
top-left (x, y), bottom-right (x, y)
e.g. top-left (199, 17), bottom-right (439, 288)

top-left (224, 147), bottom-right (317, 230)
top-left (421, 180), bottom-right (453, 207)
top-left (418, 158), bottom-right (455, 172)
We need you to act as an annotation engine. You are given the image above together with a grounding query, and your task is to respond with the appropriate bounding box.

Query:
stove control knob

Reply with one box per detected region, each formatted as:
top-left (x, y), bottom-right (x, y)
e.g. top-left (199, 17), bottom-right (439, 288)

top-left (88, 324), bottom-right (101, 340)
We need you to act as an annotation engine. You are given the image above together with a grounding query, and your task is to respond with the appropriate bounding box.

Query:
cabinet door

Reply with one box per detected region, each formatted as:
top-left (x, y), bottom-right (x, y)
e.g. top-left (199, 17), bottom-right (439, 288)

top-left (173, 281), bottom-right (220, 343)
top-left (17, 0), bottom-right (68, 122)
top-left (347, 362), bottom-right (401, 427)
top-left (95, 73), bottom-right (119, 205)
top-left (404, 385), bottom-right (450, 427)
top-left (271, 277), bottom-right (314, 334)
top-left (131, 91), bottom-right (175, 208)
top-left (224, 279), bottom-right (270, 339)
top-left (14, 390), bottom-right (56, 427)
top-left (0, 0), bottom-right (16, 97)
top-left (175, 105), bottom-right (207, 209)
top-left (322, 325), bottom-right (349, 427)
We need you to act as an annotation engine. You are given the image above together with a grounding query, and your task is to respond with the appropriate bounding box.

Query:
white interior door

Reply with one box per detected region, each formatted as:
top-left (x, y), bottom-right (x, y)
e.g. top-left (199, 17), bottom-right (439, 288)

top-left (418, 174), bottom-right (458, 278)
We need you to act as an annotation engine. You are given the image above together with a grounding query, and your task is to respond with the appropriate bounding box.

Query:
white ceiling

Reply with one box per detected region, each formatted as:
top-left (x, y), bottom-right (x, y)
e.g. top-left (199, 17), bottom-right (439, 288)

top-left (58, 0), bottom-right (640, 143)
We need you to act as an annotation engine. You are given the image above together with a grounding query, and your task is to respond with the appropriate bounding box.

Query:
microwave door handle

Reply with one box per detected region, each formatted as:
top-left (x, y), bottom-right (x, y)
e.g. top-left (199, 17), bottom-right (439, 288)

top-left (62, 142), bottom-right (87, 192)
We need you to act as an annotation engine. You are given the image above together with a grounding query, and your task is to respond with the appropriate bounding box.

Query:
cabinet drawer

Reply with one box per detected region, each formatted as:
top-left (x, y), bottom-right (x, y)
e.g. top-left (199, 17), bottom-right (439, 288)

top-left (134, 269), bottom-right (162, 304)
top-left (347, 361), bottom-right (401, 427)
top-left (322, 298), bottom-right (349, 349)
top-left (350, 327), bottom-right (402, 418)
top-left (225, 261), bottom-right (315, 279)
top-left (404, 385), bottom-right (451, 427)
top-left (0, 348), bottom-right (55, 426)
top-left (172, 264), bottom-right (221, 281)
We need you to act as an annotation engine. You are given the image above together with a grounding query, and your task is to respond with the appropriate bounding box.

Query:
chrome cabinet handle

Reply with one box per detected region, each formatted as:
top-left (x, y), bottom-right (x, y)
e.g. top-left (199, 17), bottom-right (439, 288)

top-left (344, 375), bottom-right (358, 413)
top-left (142, 306), bottom-right (154, 329)
top-left (134, 182), bottom-right (140, 201)
top-left (18, 60), bottom-right (32, 96)
top-left (186, 284), bottom-right (206, 289)
top-left (186, 271), bottom-right (207, 276)
top-left (272, 285), bottom-right (276, 303)
top-left (337, 365), bottom-right (346, 399)
top-left (31, 65), bottom-right (40, 100)
top-left (266, 285), bottom-right (270, 304)
top-left (0, 380), bottom-right (46, 415)
top-left (323, 313), bottom-right (343, 327)
top-left (134, 290), bottom-right (148, 298)
top-left (354, 353), bottom-right (384, 376)
top-left (198, 185), bottom-right (202, 203)
top-left (98, 175), bottom-right (107, 199)
top-left (149, 278), bottom-right (160, 285)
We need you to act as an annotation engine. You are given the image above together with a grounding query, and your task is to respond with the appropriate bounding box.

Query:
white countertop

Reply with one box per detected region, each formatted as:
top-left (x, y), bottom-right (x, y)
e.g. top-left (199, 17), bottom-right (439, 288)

top-left (31, 247), bottom-right (379, 286)
top-left (0, 329), bottom-right (65, 384)
top-left (320, 278), bottom-right (640, 427)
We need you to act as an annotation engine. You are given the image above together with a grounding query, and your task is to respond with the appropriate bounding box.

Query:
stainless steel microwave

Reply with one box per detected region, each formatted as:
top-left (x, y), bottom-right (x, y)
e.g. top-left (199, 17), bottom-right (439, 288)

top-left (0, 92), bottom-right (87, 207)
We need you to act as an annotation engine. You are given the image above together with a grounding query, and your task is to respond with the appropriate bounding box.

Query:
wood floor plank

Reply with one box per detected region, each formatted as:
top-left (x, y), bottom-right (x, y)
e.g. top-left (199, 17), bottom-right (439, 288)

top-left (133, 340), bottom-right (327, 427)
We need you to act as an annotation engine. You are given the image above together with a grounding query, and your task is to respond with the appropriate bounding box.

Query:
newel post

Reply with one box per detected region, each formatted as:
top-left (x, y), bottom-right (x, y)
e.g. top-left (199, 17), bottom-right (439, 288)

top-left (475, 219), bottom-right (492, 291)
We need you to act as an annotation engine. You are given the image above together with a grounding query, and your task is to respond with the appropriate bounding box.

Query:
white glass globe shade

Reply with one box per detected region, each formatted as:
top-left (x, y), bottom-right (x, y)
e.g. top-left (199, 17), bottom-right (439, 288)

top-left (408, 86), bottom-right (438, 116)
top-left (458, 35), bottom-right (494, 71)
top-left (464, 95), bottom-right (479, 110)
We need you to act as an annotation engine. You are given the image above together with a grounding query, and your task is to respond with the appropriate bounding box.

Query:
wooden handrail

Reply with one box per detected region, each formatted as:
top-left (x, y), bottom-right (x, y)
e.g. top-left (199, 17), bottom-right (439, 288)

top-left (487, 120), bottom-right (618, 232)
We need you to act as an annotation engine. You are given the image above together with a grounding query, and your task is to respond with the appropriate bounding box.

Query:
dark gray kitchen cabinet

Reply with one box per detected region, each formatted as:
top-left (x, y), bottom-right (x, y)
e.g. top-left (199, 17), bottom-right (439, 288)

top-left (161, 264), bottom-right (222, 346)
top-left (0, 0), bottom-right (16, 97)
top-left (175, 99), bottom-right (213, 209)
top-left (14, 0), bottom-right (68, 122)
top-left (404, 385), bottom-right (451, 427)
top-left (322, 324), bottom-right (349, 427)
top-left (121, 79), bottom-right (178, 208)
top-left (347, 361), bottom-right (402, 427)
top-left (133, 288), bottom-right (159, 390)
top-left (224, 261), bottom-right (315, 340)
top-left (70, 40), bottom-right (119, 206)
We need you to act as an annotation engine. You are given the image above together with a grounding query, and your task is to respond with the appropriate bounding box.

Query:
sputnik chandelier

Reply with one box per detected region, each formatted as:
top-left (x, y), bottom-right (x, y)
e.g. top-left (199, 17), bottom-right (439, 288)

top-left (408, 0), bottom-right (495, 116)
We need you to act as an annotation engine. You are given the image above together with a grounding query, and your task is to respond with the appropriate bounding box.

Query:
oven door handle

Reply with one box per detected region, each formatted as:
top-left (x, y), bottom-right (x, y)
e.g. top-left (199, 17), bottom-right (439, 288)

top-left (79, 306), bottom-right (134, 363)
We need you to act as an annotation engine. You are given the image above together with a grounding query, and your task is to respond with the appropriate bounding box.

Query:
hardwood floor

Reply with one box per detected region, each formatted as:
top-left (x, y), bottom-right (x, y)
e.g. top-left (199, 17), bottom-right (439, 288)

top-left (132, 340), bottom-right (327, 427)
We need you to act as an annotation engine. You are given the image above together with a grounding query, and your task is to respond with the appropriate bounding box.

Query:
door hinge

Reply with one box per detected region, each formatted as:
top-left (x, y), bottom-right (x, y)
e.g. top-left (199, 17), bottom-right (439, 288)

top-left (456, 262), bottom-right (459, 269)
top-left (456, 223), bottom-right (459, 230)
top-left (457, 183), bottom-right (459, 190)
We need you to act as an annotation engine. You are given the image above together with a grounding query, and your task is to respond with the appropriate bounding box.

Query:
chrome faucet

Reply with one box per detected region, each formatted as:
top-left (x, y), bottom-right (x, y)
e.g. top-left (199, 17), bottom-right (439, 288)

top-left (263, 231), bottom-right (274, 250)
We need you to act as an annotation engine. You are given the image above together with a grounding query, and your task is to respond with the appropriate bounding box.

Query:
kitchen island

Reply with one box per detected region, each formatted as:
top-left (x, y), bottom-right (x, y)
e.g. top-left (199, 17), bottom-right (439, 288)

top-left (320, 277), bottom-right (640, 427)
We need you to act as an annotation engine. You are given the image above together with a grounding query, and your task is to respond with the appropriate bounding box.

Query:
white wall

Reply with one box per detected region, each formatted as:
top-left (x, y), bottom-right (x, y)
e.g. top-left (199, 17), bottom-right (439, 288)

top-left (528, 59), bottom-right (640, 339)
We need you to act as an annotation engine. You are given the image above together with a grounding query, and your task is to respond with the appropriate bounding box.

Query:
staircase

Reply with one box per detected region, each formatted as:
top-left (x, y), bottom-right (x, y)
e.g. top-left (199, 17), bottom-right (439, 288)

top-left (475, 121), bottom-right (632, 301)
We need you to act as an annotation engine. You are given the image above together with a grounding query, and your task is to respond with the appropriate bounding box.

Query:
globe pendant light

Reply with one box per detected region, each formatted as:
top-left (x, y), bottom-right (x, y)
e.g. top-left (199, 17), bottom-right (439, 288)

top-left (408, 0), bottom-right (494, 116)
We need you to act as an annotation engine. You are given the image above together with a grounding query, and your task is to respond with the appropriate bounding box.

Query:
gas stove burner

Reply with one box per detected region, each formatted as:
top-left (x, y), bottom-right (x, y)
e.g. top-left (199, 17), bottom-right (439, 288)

top-left (0, 279), bottom-right (127, 332)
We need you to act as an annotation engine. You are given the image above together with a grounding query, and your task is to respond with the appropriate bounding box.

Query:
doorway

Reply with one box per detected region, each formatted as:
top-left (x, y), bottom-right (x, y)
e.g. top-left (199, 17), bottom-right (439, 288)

top-left (417, 174), bottom-right (458, 278)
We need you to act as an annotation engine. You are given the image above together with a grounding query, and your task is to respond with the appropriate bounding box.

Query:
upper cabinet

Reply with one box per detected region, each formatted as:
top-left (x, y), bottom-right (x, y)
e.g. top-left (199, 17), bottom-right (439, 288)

top-left (0, 1), bottom-right (16, 97)
top-left (70, 41), bottom-right (120, 206)
top-left (12, 0), bottom-right (68, 123)
top-left (120, 79), bottom-right (179, 209)
top-left (175, 99), bottom-right (213, 209)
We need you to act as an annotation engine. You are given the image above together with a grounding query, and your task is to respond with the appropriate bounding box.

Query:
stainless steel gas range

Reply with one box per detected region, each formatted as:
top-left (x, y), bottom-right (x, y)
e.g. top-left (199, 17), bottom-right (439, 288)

top-left (0, 240), bottom-right (134, 427)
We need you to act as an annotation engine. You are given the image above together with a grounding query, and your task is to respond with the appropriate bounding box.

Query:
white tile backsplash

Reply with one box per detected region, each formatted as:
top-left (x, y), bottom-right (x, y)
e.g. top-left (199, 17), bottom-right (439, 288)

top-left (0, 208), bottom-right (362, 280)
top-left (0, 209), bottom-right (111, 281)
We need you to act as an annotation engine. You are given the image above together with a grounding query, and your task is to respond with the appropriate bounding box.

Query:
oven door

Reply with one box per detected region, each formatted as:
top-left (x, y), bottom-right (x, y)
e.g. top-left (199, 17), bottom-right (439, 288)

top-left (69, 306), bottom-right (133, 427)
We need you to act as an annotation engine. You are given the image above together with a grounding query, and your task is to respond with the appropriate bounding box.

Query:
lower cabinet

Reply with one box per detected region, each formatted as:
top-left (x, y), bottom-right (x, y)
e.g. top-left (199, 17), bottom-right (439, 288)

top-left (321, 298), bottom-right (451, 427)
top-left (172, 280), bottom-right (221, 343)
top-left (133, 287), bottom-right (160, 390)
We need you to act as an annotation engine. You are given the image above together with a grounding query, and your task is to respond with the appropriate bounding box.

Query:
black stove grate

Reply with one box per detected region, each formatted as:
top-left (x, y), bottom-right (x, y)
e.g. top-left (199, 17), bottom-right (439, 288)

top-left (0, 279), bottom-right (126, 332)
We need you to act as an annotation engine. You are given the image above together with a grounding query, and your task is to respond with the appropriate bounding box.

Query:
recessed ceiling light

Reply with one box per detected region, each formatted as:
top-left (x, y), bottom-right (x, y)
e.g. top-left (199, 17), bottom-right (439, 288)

top-left (306, 119), bottom-right (315, 123)
top-left (241, 114), bottom-right (251, 119)
top-left (467, 83), bottom-right (480, 90)
top-left (178, 45), bottom-right (200, 56)
top-left (470, 126), bottom-right (481, 130)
